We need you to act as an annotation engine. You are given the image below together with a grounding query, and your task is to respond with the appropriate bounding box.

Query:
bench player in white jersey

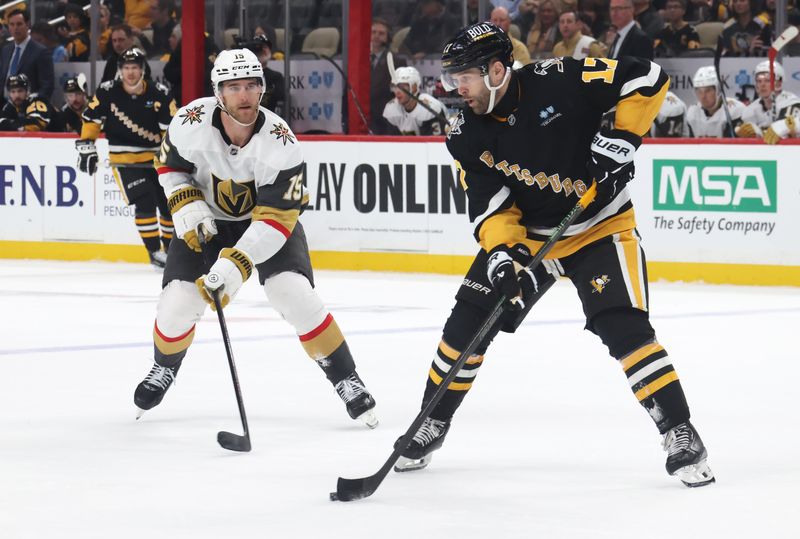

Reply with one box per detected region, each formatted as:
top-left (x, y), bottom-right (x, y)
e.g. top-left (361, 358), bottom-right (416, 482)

top-left (382, 66), bottom-right (448, 135)
top-left (686, 66), bottom-right (745, 138)
top-left (651, 91), bottom-right (687, 137)
top-left (133, 49), bottom-right (378, 428)
top-left (736, 60), bottom-right (800, 143)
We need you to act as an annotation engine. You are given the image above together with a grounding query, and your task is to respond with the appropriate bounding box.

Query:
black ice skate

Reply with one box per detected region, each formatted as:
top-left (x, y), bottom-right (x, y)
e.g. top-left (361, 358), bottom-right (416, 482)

top-left (663, 421), bottom-right (715, 487)
top-left (394, 417), bottom-right (451, 472)
top-left (134, 361), bottom-right (180, 419)
top-left (149, 250), bottom-right (167, 269)
top-left (335, 373), bottom-right (378, 429)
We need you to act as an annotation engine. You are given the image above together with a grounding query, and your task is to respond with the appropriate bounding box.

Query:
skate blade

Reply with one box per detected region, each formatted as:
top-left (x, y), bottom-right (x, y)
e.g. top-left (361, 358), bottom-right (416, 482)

top-left (356, 409), bottom-right (379, 429)
top-left (673, 460), bottom-right (716, 488)
top-left (394, 454), bottom-right (432, 473)
top-left (135, 407), bottom-right (146, 420)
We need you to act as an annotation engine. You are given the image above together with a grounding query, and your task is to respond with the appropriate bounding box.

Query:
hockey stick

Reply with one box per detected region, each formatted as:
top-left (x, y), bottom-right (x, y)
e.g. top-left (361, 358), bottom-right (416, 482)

top-left (198, 231), bottom-right (252, 452)
top-left (330, 182), bottom-right (598, 502)
top-left (387, 51), bottom-right (451, 129)
top-left (768, 26), bottom-right (799, 121)
top-left (713, 36), bottom-right (736, 137)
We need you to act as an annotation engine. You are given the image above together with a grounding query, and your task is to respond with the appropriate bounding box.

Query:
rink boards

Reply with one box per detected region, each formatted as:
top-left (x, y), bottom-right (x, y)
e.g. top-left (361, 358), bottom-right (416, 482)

top-left (0, 134), bottom-right (798, 286)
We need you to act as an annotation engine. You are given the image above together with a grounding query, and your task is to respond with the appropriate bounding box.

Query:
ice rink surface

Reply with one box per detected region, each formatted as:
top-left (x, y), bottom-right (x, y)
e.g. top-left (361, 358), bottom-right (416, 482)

top-left (1, 259), bottom-right (798, 539)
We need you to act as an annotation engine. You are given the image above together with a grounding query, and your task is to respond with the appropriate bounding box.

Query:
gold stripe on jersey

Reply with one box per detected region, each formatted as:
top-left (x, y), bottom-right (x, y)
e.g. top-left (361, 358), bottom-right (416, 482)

top-left (477, 204), bottom-right (527, 252)
top-left (615, 81), bottom-right (670, 137)
top-left (109, 151), bottom-right (156, 165)
top-left (80, 121), bottom-right (101, 140)
top-left (251, 205), bottom-right (300, 234)
top-left (154, 323), bottom-right (196, 356)
top-left (617, 229), bottom-right (646, 311)
top-left (167, 186), bottom-right (205, 213)
top-left (219, 248), bottom-right (253, 281)
top-left (110, 103), bottom-right (162, 144)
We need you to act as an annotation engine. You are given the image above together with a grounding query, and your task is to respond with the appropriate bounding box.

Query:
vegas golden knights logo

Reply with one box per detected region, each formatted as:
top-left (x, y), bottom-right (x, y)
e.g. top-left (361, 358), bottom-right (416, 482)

top-left (212, 175), bottom-right (256, 217)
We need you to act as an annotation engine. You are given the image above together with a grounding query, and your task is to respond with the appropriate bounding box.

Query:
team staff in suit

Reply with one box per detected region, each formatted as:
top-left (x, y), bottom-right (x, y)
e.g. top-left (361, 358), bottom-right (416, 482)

top-left (0, 9), bottom-right (55, 101)
top-left (604, 0), bottom-right (654, 60)
top-left (370, 18), bottom-right (406, 135)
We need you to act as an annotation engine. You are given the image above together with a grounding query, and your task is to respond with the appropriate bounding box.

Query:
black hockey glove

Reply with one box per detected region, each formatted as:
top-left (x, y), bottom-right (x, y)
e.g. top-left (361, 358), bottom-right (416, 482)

top-left (75, 139), bottom-right (99, 175)
top-left (0, 117), bottom-right (20, 131)
top-left (586, 129), bottom-right (641, 204)
top-left (486, 243), bottom-right (538, 311)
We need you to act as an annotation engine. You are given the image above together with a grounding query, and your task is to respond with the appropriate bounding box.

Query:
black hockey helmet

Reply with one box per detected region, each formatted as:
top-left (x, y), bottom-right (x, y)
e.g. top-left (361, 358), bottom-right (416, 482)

top-left (63, 73), bottom-right (88, 94)
top-left (6, 73), bottom-right (30, 91)
top-left (118, 47), bottom-right (147, 69)
top-left (441, 22), bottom-right (513, 81)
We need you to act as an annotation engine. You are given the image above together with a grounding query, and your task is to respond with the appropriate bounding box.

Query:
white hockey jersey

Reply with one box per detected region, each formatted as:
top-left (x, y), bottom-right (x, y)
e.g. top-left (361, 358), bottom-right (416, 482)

top-left (156, 97), bottom-right (308, 263)
top-left (741, 90), bottom-right (800, 129)
top-left (382, 92), bottom-right (447, 135)
top-left (651, 91), bottom-right (686, 137)
top-left (686, 97), bottom-right (746, 138)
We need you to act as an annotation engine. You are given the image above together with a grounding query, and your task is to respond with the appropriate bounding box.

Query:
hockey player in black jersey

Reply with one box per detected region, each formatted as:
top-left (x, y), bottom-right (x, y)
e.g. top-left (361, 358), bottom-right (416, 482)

top-left (52, 75), bottom-right (88, 134)
top-left (0, 74), bottom-right (53, 132)
top-left (395, 22), bottom-right (715, 488)
top-left (76, 48), bottom-right (177, 268)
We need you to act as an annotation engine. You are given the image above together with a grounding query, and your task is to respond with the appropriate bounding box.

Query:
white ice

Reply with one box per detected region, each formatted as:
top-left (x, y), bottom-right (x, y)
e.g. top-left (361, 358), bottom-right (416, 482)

top-left (1, 259), bottom-right (798, 538)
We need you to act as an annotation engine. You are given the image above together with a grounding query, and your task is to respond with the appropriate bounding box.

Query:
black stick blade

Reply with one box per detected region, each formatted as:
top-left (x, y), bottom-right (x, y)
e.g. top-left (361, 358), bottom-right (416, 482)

top-left (331, 476), bottom-right (379, 502)
top-left (217, 430), bottom-right (251, 452)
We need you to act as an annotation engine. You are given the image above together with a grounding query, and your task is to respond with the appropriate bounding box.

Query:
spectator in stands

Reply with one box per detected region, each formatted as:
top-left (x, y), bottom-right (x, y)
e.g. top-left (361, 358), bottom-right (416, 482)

top-left (403, 0), bottom-right (460, 59)
top-left (634, 0), bottom-right (664, 39)
top-left (98, 5), bottom-right (113, 57)
top-left (579, 0), bottom-right (610, 40)
top-left (513, 0), bottom-right (538, 38)
top-left (102, 24), bottom-right (151, 82)
top-left (30, 22), bottom-right (69, 63)
top-left (604, 0), bottom-right (654, 59)
top-left (125, 0), bottom-right (153, 30)
top-left (248, 33), bottom-right (285, 115)
top-left (653, 0), bottom-right (701, 57)
top-left (493, 0), bottom-right (524, 18)
top-left (52, 74), bottom-right (88, 134)
top-left (163, 31), bottom-right (219, 104)
top-left (139, 0), bottom-right (177, 59)
top-left (0, 9), bottom-right (55, 101)
top-left (63, 4), bottom-right (91, 61)
top-left (526, 0), bottom-right (561, 57)
top-left (553, 9), bottom-right (607, 58)
top-left (0, 74), bottom-right (53, 131)
top-left (165, 23), bottom-right (180, 61)
top-left (491, 6), bottom-right (533, 65)
top-left (370, 17), bottom-right (402, 135)
top-left (720, 0), bottom-right (771, 56)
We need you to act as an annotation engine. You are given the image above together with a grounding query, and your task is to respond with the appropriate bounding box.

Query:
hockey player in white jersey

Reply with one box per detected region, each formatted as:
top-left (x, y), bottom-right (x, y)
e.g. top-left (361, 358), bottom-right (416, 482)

top-left (382, 66), bottom-right (448, 135)
top-left (651, 91), bottom-right (687, 137)
top-left (737, 60), bottom-right (800, 142)
top-left (686, 66), bottom-right (745, 138)
top-left (133, 49), bottom-right (378, 428)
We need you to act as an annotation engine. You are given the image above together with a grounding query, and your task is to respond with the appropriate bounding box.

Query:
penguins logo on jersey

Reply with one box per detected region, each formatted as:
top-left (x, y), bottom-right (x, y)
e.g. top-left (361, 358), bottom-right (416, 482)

top-left (212, 175), bottom-right (257, 217)
top-left (447, 111), bottom-right (464, 139)
top-left (590, 275), bottom-right (611, 294)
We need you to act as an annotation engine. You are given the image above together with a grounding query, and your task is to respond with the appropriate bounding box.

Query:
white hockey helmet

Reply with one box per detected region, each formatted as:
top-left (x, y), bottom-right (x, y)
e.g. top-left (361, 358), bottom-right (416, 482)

top-left (754, 60), bottom-right (784, 81)
top-left (692, 66), bottom-right (719, 90)
top-left (211, 49), bottom-right (265, 97)
top-left (394, 66), bottom-right (422, 94)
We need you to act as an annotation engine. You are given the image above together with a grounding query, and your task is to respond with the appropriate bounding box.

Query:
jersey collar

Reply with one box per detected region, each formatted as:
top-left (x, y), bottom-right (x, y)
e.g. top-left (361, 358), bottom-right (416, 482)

top-left (489, 72), bottom-right (521, 123)
top-left (212, 106), bottom-right (266, 145)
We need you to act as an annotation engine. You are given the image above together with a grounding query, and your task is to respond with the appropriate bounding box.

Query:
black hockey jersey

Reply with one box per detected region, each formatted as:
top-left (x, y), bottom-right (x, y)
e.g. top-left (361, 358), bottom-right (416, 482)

top-left (81, 79), bottom-right (176, 165)
top-left (446, 56), bottom-right (668, 258)
top-left (0, 96), bottom-right (54, 132)
top-left (51, 105), bottom-right (84, 134)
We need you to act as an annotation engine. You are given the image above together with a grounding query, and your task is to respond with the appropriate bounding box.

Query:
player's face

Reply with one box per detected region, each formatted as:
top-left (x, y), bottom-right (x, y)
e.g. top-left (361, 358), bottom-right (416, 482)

top-left (450, 68), bottom-right (490, 113)
top-left (220, 79), bottom-right (262, 124)
top-left (66, 91), bottom-right (87, 111)
top-left (755, 73), bottom-right (780, 98)
top-left (121, 64), bottom-right (144, 86)
top-left (9, 87), bottom-right (27, 107)
top-left (695, 86), bottom-right (718, 110)
top-left (393, 83), bottom-right (414, 104)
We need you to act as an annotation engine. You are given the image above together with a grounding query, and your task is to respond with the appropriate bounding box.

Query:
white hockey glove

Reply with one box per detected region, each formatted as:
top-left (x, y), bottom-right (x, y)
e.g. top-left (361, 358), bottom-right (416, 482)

top-left (167, 184), bottom-right (218, 252)
top-left (763, 115), bottom-right (796, 145)
top-left (75, 139), bottom-right (99, 175)
top-left (486, 244), bottom-right (538, 311)
top-left (586, 129), bottom-right (641, 204)
top-left (196, 248), bottom-right (253, 311)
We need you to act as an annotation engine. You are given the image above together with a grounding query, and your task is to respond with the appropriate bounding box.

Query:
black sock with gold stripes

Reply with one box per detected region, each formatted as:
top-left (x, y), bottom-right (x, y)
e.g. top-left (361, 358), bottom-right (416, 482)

top-left (420, 340), bottom-right (484, 422)
top-left (135, 211), bottom-right (161, 253)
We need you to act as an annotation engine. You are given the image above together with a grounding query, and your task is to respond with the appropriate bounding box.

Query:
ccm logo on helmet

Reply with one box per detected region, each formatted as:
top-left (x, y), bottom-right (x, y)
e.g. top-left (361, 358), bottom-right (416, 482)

top-left (466, 23), bottom-right (494, 40)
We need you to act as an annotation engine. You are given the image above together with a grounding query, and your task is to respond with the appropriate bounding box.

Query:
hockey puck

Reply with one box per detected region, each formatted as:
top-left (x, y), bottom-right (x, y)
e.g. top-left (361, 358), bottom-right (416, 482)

top-left (329, 492), bottom-right (339, 501)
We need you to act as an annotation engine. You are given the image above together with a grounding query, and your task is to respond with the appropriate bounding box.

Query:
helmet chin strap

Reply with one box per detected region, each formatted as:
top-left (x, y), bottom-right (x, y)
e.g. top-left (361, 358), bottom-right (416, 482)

top-left (482, 67), bottom-right (511, 115)
top-left (215, 89), bottom-right (265, 128)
